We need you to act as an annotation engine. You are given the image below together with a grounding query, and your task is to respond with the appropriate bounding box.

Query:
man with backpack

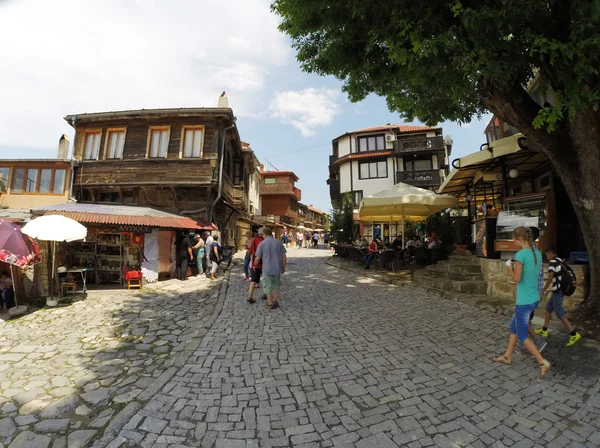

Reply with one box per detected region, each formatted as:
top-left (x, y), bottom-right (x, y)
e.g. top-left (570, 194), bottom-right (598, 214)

top-left (535, 246), bottom-right (581, 346)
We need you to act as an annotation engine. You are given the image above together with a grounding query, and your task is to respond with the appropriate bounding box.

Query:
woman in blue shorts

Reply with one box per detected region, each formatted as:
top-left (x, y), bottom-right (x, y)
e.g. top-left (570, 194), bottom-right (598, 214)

top-left (492, 226), bottom-right (550, 378)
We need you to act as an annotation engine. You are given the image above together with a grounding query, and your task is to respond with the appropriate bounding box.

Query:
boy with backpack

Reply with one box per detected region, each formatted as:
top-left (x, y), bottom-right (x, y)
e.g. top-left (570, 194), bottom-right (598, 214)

top-left (535, 246), bottom-right (581, 346)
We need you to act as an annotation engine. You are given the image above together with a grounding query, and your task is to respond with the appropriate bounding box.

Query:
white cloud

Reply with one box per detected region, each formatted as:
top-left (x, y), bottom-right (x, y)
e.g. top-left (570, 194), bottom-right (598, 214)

top-left (0, 0), bottom-right (291, 150)
top-left (270, 88), bottom-right (341, 137)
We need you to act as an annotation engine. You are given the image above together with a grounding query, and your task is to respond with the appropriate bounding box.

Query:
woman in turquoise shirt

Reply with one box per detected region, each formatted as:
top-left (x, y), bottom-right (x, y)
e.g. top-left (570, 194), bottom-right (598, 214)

top-left (493, 226), bottom-right (550, 378)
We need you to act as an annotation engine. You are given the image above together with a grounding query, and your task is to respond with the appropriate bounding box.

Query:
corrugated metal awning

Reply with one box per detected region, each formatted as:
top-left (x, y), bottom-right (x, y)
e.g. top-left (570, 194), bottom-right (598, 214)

top-left (42, 210), bottom-right (211, 230)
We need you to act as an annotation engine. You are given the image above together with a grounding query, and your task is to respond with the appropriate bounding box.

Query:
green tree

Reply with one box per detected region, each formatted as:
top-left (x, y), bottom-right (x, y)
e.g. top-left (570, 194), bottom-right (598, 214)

top-left (272, 0), bottom-right (600, 316)
top-left (330, 194), bottom-right (355, 244)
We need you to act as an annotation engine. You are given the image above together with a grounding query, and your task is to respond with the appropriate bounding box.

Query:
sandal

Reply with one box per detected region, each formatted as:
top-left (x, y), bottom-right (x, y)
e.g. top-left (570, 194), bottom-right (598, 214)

top-left (247, 298), bottom-right (255, 304)
top-left (265, 303), bottom-right (274, 310)
top-left (492, 355), bottom-right (512, 365)
top-left (539, 359), bottom-right (550, 378)
top-left (261, 295), bottom-right (267, 300)
top-left (272, 302), bottom-right (279, 309)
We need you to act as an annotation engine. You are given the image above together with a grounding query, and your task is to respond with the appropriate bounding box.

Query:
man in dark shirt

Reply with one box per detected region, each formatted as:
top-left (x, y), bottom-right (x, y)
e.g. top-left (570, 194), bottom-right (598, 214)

top-left (391, 235), bottom-right (402, 251)
top-left (177, 231), bottom-right (193, 280)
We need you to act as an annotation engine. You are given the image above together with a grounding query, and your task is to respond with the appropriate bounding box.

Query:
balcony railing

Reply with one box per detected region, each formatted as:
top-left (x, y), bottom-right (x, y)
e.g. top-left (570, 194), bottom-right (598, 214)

top-left (396, 169), bottom-right (441, 186)
top-left (259, 183), bottom-right (301, 200)
top-left (393, 136), bottom-right (444, 154)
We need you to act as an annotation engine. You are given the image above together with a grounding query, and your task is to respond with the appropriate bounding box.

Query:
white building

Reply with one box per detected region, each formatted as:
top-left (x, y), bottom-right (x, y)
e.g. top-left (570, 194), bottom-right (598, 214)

top-left (328, 124), bottom-right (452, 240)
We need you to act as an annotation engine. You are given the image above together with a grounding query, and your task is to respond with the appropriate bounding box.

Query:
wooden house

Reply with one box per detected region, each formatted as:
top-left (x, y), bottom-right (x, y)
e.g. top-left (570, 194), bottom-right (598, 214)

top-left (66, 105), bottom-right (258, 247)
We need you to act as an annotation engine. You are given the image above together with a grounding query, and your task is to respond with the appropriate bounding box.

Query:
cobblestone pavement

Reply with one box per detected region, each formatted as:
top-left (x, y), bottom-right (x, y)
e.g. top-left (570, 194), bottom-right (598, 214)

top-left (3, 248), bottom-right (600, 447)
top-left (0, 275), bottom-right (223, 448)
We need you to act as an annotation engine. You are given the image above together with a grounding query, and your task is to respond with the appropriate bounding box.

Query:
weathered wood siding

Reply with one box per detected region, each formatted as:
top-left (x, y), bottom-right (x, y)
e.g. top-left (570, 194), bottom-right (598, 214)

top-left (75, 159), bottom-right (215, 186)
top-left (73, 118), bottom-right (220, 160)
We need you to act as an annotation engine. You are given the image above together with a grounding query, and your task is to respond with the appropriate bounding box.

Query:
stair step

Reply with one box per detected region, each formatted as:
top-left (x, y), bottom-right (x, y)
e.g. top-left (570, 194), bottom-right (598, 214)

top-left (448, 254), bottom-right (481, 265)
top-left (436, 260), bottom-right (482, 274)
top-left (414, 272), bottom-right (488, 294)
top-left (425, 265), bottom-right (484, 281)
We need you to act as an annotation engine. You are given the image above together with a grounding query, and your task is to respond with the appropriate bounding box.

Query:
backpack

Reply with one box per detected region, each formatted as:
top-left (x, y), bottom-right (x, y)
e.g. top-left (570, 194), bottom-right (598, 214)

top-left (559, 259), bottom-right (577, 296)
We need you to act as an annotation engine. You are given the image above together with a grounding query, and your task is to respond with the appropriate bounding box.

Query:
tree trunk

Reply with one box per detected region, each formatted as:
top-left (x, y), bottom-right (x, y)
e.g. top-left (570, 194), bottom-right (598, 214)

top-left (484, 89), bottom-right (600, 318)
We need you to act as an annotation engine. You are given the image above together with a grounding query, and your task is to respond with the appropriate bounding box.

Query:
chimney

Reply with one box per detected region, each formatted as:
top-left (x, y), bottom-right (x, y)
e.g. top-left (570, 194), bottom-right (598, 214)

top-left (259, 164), bottom-right (264, 172)
top-left (218, 91), bottom-right (229, 108)
top-left (57, 134), bottom-right (70, 159)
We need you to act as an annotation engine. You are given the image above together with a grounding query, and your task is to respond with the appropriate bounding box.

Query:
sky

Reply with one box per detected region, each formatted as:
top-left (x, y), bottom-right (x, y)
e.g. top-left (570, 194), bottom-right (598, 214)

top-left (0, 0), bottom-right (492, 213)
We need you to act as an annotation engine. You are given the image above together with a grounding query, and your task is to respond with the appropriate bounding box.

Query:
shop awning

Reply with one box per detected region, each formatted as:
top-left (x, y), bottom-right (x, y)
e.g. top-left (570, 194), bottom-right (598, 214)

top-left (31, 204), bottom-right (217, 230)
top-left (438, 133), bottom-right (548, 204)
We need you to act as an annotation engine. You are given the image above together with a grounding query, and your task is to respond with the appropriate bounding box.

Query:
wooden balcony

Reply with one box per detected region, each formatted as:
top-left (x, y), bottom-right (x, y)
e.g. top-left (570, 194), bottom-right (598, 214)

top-left (231, 185), bottom-right (249, 211)
top-left (393, 136), bottom-right (444, 154)
top-left (259, 183), bottom-right (301, 200)
top-left (396, 169), bottom-right (441, 187)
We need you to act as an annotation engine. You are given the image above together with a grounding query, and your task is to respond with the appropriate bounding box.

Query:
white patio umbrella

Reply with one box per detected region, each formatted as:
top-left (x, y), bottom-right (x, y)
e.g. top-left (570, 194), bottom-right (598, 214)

top-left (22, 215), bottom-right (87, 307)
top-left (359, 182), bottom-right (458, 249)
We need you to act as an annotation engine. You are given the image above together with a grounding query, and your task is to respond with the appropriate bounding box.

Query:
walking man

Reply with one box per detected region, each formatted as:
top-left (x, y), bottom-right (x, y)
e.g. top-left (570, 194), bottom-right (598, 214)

top-left (254, 227), bottom-right (287, 309)
top-left (177, 230), bottom-right (193, 280)
top-left (312, 231), bottom-right (319, 249)
top-left (204, 231), bottom-right (214, 278)
top-left (296, 231), bottom-right (303, 249)
top-left (247, 228), bottom-right (266, 303)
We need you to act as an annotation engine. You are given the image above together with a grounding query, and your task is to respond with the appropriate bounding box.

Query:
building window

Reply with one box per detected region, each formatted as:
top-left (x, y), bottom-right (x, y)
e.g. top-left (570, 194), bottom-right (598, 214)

top-left (105, 129), bottom-right (126, 159)
top-left (0, 167), bottom-right (10, 192)
top-left (234, 162), bottom-right (242, 185)
top-left (343, 191), bottom-right (363, 208)
top-left (8, 167), bottom-right (66, 195)
top-left (98, 191), bottom-right (120, 203)
top-left (53, 169), bottom-right (66, 194)
top-left (357, 135), bottom-right (385, 152)
top-left (359, 160), bottom-right (388, 179)
top-left (84, 131), bottom-right (102, 160)
top-left (180, 126), bottom-right (204, 158)
top-left (264, 178), bottom-right (276, 184)
top-left (405, 158), bottom-right (433, 171)
top-left (147, 126), bottom-right (170, 158)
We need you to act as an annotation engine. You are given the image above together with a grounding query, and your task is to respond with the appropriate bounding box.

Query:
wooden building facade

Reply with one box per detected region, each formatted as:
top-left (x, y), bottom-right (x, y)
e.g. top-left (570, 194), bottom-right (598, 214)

top-left (66, 107), bottom-right (257, 247)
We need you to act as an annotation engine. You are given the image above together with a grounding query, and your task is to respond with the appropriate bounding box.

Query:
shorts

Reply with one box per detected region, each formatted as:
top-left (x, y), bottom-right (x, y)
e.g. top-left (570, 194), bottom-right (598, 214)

top-left (250, 268), bottom-right (262, 284)
top-left (510, 301), bottom-right (539, 342)
top-left (262, 274), bottom-right (281, 294)
top-left (546, 291), bottom-right (566, 318)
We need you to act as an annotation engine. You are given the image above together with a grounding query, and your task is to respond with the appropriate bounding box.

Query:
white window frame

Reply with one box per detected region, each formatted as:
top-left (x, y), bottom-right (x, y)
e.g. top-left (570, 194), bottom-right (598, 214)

top-left (83, 129), bottom-right (102, 160)
top-left (146, 126), bottom-right (171, 158)
top-left (179, 125), bottom-right (205, 159)
top-left (104, 128), bottom-right (127, 160)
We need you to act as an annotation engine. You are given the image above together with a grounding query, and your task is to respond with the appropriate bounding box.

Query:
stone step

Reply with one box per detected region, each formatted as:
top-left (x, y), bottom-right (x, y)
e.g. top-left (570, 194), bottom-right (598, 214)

top-left (414, 272), bottom-right (488, 294)
top-left (448, 254), bottom-right (481, 265)
top-left (436, 260), bottom-right (483, 274)
top-left (425, 265), bottom-right (485, 281)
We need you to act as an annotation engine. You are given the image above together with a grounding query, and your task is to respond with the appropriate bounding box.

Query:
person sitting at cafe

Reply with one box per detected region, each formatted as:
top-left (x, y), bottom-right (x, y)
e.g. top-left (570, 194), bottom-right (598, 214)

top-left (391, 235), bottom-right (402, 251)
top-left (359, 237), bottom-right (369, 248)
top-left (364, 239), bottom-right (379, 270)
top-left (427, 234), bottom-right (439, 249)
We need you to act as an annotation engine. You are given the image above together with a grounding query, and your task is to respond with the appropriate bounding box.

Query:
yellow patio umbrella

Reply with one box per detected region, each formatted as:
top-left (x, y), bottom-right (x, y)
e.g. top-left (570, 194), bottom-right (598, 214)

top-left (359, 182), bottom-right (458, 248)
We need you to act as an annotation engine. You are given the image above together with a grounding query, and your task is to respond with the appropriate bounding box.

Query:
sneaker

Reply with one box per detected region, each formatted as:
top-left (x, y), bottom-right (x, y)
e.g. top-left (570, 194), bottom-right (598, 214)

top-left (567, 332), bottom-right (582, 347)
top-left (514, 342), bottom-right (524, 355)
top-left (534, 338), bottom-right (548, 353)
top-left (539, 359), bottom-right (550, 379)
top-left (535, 328), bottom-right (549, 337)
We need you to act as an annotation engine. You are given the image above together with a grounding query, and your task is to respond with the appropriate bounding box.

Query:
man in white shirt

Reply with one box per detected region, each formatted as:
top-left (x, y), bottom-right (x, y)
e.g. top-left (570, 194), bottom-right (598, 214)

top-left (203, 231), bottom-right (214, 277)
top-left (312, 232), bottom-right (319, 249)
top-left (296, 231), bottom-right (303, 249)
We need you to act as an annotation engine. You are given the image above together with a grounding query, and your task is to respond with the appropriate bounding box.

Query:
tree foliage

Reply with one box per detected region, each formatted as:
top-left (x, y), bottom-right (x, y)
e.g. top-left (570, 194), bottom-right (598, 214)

top-left (330, 194), bottom-right (355, 244)
top-left (271, 0), bottom-right (600, 131)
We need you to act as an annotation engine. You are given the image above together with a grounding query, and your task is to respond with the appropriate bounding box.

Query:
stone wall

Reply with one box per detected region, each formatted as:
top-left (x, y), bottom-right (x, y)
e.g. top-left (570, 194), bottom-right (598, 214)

top-left (479, 258), bottom-right (588, 311)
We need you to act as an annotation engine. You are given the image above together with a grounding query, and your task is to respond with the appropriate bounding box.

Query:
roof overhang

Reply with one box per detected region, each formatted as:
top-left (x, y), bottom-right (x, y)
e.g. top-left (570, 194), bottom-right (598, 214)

top-left (437, 133), bottom-right (548, 204)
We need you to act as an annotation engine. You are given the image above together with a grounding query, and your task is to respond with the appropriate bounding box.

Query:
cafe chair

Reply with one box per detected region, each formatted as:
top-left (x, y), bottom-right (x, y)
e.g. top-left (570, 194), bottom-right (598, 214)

top-left (60, 281), bottom-right (77, 296)
top-left (125, 271), bottom-right (143, 290)
top-left (377, 250), bottom-right (396, 273)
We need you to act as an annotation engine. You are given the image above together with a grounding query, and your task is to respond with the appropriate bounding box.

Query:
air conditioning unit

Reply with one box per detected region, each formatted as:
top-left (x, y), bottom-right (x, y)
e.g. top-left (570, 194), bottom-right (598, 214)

top-left (386, 134), bottom-right (397, 142)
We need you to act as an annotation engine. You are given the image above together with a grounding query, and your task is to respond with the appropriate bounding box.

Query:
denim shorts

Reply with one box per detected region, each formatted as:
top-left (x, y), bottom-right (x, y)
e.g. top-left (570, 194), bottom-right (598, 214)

top-left (546, 291), bottom-right (566, 318)
top-left (510, 301), bottom-right (539, 342)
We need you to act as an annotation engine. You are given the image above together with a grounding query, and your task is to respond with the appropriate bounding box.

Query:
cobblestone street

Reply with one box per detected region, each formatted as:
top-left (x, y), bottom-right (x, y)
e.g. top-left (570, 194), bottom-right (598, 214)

top-left (2, 248), bottom-right (600, 447)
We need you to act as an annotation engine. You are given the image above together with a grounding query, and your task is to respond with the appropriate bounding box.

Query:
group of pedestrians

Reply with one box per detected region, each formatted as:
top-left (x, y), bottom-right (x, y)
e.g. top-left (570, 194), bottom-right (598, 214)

top-left (244, 227), bottom-right (287, 309)
top-left (294, 231), bottom-right (328, 249)
top-left (177, 230), bottom-right (222, 281)
top-left (493, 226), bottom-right (581, 379)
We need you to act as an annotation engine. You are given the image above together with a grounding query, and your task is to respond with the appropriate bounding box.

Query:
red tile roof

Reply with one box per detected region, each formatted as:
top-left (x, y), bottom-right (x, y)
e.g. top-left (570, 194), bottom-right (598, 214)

top-left (334, 151), bottom-right (393, 165)
top-left (306, 205), bottom-right (326, 215)
top-left (333, 124), bottom-right (440, 141)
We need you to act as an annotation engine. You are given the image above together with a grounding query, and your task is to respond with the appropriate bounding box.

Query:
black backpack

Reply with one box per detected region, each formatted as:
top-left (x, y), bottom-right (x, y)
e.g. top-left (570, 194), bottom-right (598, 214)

top-left (559, 259), bottom-right (577, 296)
